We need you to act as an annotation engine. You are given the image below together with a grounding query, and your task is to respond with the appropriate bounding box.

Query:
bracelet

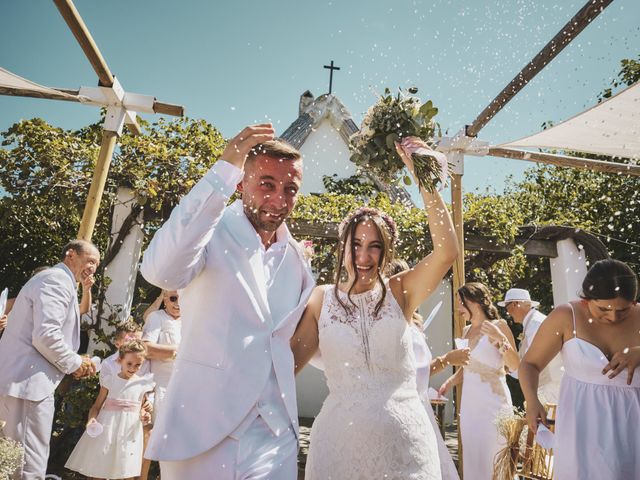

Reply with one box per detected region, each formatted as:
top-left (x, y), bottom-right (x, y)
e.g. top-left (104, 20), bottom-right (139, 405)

top-left (171, 350), bottom-right (177, 360)
top-left (432, 356), bottom-right (446, 371)
top-left (498, 340), bottom-right (511, 355)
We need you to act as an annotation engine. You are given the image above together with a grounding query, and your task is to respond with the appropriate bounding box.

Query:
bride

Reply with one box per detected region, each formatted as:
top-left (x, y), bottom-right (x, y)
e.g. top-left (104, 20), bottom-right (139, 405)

top-left (292, 138), bottom-right (458, 479)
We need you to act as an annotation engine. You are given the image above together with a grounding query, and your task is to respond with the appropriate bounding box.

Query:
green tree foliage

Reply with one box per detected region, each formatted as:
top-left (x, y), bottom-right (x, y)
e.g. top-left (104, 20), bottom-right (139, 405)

top-left (0, 116), bottom-right (224, 298)
top-left (464, 56), bottom-right (640, 309)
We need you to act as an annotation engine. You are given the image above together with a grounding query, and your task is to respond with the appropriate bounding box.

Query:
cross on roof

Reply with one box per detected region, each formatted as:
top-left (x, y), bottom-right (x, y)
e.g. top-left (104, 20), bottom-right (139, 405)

top-left (323, 60), bottom-right (340, 95)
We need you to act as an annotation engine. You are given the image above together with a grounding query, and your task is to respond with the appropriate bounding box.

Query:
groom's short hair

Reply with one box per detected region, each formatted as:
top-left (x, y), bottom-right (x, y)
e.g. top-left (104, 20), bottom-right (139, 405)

top-left (246, 139), bottom-right (301, 165)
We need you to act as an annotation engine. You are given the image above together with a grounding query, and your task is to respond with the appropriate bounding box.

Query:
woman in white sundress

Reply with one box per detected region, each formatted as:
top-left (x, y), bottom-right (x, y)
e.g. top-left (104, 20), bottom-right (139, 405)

top-left (439, 282), bottom-right (519, 480)
top-left (520, 259), bottom-right (640, 480)
top-left (292, 137), bottom-right (458, 480)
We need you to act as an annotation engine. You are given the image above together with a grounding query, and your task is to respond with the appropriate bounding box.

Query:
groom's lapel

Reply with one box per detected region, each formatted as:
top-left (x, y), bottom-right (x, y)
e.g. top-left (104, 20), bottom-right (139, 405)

top-left (223, 203), bottom-right (272, 325)
top-left (273, 239), bottom-right (316, 331)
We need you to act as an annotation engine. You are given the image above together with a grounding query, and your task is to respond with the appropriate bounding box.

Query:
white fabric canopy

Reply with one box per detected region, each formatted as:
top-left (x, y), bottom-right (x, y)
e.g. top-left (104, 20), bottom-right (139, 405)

top-left (499, 82), bottom-right (640, 160)
top-left (0, 67), bottom-right (78, 100)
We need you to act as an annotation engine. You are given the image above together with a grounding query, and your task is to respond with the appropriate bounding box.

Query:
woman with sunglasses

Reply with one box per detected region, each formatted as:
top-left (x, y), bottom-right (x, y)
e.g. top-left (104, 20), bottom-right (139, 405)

top-left (142, 290), bottom-right (182, 421)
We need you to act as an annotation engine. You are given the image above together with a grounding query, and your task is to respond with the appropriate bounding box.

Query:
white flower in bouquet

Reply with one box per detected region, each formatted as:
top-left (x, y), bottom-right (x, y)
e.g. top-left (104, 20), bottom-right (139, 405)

top-left (0, 436), bottom-right (24, 478)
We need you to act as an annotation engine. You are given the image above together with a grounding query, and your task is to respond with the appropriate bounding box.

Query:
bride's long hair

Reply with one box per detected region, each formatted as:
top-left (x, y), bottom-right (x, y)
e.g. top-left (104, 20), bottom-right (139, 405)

top-left (334, 207), bottom-right (397, 316)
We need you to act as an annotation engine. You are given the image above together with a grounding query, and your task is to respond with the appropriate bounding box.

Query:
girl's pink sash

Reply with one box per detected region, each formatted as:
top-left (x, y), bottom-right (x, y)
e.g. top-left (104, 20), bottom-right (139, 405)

top-left (103, 398), bottom-right (140, 412)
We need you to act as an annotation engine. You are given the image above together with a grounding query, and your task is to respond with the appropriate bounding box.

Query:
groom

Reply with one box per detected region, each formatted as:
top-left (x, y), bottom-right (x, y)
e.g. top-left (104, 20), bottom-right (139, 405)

top-left (141, 124), bottom-right (315, 479)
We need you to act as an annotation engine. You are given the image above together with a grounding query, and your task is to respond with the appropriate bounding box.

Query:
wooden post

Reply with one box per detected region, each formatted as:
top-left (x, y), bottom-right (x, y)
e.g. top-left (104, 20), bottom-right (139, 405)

top-left (451, 175), bottom-right (466, 335)
top-left (77, 131), bottom-right (118, 240)
top-left (450, 171), bottom-right (466, 476)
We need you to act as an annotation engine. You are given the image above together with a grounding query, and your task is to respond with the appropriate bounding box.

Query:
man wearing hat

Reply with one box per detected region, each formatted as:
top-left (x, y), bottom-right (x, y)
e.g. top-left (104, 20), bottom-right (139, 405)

top-left (499, 288), bottom-right (563, 403)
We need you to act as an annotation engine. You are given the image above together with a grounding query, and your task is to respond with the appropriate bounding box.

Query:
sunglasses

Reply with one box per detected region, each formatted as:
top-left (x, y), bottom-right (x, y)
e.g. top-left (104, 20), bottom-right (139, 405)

top-left (167, 295), bottom-right (179, 303)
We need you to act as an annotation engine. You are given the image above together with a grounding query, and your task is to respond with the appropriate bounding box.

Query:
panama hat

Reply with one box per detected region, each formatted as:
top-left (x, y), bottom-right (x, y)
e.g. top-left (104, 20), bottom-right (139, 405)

top-left (497, 288), bottom-right (540, 307)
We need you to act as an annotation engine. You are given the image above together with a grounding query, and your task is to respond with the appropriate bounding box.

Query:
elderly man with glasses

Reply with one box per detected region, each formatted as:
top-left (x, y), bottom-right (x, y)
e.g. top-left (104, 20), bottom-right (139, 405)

top-left (142, 290), bottom-right (182, 421)
top-left (498, 288), bottom-right (564, 403)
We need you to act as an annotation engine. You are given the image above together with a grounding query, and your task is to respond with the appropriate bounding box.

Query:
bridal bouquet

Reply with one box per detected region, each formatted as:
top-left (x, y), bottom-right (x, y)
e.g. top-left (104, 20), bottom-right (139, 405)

top-left (349, 87), bottom-right (448, 193)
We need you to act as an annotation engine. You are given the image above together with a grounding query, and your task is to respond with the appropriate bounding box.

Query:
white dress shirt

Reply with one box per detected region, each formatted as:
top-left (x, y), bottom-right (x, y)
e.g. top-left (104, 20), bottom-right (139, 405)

top-left (512, 308), bottom-right (564, 403)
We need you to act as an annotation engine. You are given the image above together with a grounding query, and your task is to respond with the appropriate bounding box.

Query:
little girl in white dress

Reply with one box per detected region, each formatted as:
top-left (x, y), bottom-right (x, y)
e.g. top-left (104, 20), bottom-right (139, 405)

top-left (66, 340), bottom-right (155, 480)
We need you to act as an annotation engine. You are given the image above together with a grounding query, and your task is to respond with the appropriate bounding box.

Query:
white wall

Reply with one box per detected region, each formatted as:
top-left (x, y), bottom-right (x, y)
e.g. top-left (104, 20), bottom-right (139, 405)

top-left (87, 187), bottom-right (144, 353)
top-left (422, 280), bottom-right (455, 423)
top-left (550, 238), bottom-right (588, 305)
top-left (296, 363), bottom-right (330, 418)
top-left (298, 119), bottom-right (357, 195)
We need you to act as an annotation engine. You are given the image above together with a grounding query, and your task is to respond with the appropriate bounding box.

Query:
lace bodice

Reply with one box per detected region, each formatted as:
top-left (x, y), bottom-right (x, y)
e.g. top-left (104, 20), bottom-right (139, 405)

top-left (318, 283), bottom-right (417, 397)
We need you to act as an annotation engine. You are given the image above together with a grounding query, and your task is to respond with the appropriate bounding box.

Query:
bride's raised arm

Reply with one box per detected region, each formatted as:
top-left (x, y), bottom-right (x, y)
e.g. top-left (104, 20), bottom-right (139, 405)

top-left (389, 138), bottom-right (458, 318)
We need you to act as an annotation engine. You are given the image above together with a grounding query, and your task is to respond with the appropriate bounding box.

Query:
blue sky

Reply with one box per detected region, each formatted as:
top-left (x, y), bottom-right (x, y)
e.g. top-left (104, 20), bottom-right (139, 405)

top-left (1, 0), bottom-right (638, 193)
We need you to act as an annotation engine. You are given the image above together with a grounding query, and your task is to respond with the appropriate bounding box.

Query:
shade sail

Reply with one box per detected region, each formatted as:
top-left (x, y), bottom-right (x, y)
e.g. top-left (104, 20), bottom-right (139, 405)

top-left (0, 67), bottom-right (78, 100)
top-left (499, 81), bottom-right (640, 160)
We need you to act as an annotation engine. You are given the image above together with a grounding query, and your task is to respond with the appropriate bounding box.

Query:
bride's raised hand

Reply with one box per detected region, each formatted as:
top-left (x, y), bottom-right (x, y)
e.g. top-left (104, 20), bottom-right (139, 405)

top-left (394, 137), bottom-right (424, 185)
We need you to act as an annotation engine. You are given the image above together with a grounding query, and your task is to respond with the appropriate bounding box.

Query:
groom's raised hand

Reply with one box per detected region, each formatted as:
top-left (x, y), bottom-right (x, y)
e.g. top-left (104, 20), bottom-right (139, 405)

top-left (222, 124), bottom-right (275, 170)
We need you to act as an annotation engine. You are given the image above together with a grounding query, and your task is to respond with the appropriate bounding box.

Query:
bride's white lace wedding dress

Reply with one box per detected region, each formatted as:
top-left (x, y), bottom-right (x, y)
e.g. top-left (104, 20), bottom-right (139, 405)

top-left (305, 284), bottom-right (441, 480)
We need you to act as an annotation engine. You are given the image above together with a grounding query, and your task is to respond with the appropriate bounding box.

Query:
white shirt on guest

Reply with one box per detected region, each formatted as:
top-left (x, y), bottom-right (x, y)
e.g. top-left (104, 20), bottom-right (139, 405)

top-left (513, 308), bottom-right (564, 403)
top-left (142, 310), bottom-right (182, 387)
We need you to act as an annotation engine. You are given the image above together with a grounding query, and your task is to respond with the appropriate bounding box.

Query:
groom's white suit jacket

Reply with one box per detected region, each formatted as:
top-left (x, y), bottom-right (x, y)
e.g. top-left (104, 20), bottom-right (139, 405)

top-left (141, 161), bottom-right (315, 461)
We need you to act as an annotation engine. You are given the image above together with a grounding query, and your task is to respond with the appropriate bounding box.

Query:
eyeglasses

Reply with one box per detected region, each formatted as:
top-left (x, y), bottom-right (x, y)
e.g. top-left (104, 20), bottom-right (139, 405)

top-left (168, 296), bottom-right (179, 303)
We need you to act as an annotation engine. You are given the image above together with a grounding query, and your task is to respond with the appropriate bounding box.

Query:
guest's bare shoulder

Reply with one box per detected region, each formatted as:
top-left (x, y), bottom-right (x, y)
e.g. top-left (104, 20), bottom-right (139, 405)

top-left (539, 304), bottom-right (576, 341)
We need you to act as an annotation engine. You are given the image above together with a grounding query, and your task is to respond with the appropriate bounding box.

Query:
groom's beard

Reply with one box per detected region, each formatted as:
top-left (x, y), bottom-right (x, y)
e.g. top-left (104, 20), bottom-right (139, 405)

top-left (244, 205), bottom-right (288, 232)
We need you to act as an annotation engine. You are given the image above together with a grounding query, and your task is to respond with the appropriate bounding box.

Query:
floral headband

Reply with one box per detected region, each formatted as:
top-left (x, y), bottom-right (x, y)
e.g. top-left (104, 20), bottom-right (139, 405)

top-left (338, 207), bottom-right (398, 243)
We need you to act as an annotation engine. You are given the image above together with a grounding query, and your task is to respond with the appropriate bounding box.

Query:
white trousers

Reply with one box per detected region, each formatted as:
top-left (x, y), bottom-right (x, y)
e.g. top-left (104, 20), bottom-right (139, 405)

top-left (0, 394), bottom-right (55, 480)
top-left (160, 416), bottom-right (298, 480)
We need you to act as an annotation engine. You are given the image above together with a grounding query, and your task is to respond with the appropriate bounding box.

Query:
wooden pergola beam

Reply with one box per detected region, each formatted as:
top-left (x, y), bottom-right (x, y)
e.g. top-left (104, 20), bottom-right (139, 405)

top-left (288, 220), bottom-right (338, 239)
top-left (489, 147), bottom-right (640, 176)
top-left (0, 86), bottom-right (185, 118)
top-left (287, 220), bottom-right (559, 258)
top-left (53, 0), bottom-right (114, 87)
top-left (465, 235), bottom-right (557, 258)
top-left (0, 86), bottom-right (80, 103)
top-left (466, 0), bottom-right (614, 137)
top-left (153, 101), bottom-right (185, 117)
